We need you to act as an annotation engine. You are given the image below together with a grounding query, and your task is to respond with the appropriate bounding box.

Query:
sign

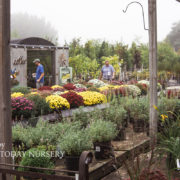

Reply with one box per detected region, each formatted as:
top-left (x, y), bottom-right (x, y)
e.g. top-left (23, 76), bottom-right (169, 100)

top-left (13, 56), bottom-right (26, 65)
top-left (59, 67), bottom-right (72, 84)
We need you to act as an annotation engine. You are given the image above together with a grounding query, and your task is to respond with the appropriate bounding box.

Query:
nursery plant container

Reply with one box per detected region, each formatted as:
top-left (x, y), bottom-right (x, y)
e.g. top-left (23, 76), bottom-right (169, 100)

top-left (133, 119), bottom-right (146, 133)
top-left (114, 128), bottom-right (126, 141)
top-left (93, 141), bottom-right (112, 160)
top-left (122, 119), bottom-right (128, 128)
top-left (65, 156), bottom-right (80, 172)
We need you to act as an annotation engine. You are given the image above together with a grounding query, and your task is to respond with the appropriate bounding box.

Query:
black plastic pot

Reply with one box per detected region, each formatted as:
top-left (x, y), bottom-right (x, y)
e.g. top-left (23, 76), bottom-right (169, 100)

top-left (93, 141), bottom-right (112, 160)
top-left (122, 119), bottom-right (128, 128)
top-left (133, 119), bottom-right (146, 133)
top-left (114, 128), bottom-right (126, 141)
top-left (65, 156), bottom-right (80, 172)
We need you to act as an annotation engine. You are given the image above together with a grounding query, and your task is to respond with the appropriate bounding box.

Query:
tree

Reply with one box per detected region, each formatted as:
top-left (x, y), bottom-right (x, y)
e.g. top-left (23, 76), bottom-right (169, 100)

top-left (166, 21), bottom-right (180, 51)
top-left (11, 13), bottom-right (58, 44)
top-left (69, 38), bottom-right (83, 57)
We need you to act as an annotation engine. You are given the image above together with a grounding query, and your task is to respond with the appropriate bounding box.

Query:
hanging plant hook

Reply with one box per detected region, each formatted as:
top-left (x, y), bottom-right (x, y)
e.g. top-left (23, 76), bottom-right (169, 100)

top-left (123, 1), bottom-right (149, 31)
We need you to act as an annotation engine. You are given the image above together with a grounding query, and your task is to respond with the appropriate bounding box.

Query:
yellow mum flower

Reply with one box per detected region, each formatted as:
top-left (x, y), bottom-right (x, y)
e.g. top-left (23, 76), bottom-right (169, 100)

top-left (51, 85), bottom-right (63, 89)
top-left (29, 92), bottom-right (38, 95)
top-left (78, 91), bottom-right (107, 106)
top-left (11, 92), bottom-right (24, 98)
top-left (46, 95), bottom-right (70, 110)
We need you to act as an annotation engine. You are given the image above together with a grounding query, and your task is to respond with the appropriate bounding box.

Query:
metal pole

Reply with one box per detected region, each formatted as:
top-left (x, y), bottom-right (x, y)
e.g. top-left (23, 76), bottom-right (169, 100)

top-left (148, 0), bottom-right (158, 144)
top-left (0, 0), bottom-right (12, 170)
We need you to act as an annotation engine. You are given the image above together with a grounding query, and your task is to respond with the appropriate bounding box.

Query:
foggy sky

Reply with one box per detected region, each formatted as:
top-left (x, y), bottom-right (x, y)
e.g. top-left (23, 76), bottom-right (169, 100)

top-left (11, 0), bottom-right (180, 45)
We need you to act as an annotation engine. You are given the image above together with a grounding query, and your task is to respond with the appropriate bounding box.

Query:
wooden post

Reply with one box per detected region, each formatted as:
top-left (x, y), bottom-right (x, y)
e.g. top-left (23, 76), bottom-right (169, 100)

top-left (0, 0), bottom-right (12, 168)
top-left (148, 0), bottom-right (158, 144)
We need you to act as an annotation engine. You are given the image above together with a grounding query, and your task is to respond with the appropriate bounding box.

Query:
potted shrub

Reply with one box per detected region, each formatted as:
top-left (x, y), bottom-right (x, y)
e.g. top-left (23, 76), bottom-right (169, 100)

top-left (130, 97), bottom-right (149, 133)
top-left (103, 104), bottom-right (127, 141)
top-left (89, 120), bottom-right (117, 160)
top-left (27, 94), bottom-right (52, 117)
top-left (19, 147), bottom-right (55, 179)
top-left (58, 129), bottom-right (92, 171)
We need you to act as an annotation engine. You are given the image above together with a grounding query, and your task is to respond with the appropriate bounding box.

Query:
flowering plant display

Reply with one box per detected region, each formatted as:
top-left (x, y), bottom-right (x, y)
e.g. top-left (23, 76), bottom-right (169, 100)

top-left (52, 91), bottom-right (65, 96)
top-left (126, 85), bottom-right (141, 97)
top-left (135, 83), bottom-right (148, 95)
top-left (29, 92), bottom-right (38, 95)
top-left (11, 92), bottom-right (24, 98)
top-left (138, 80), bottom-right (150, 87)
top-left (78, 91), bottom-right (107, 106)
top-left (52, 87), bottom-right (65, 92)
top-left (88, 79), bottom-right (107, 88)
top-left (46, 95), bottom-right (70, 110)
top-left (74, 83), bottom-right (87, 89)
top-left (51, 85), bottom-right (63, 89)
top-left (61, 91), bottom-right (84, 108)
top-left (63, 83), bottom-right (76, 90)
top-left (38, 86), bottom-right (53, 91)
top-left (111, 80), bottom-right (124, 85)
top-left (74, 88), bottom-right (87, 92)
top-left (12, 97), bottom-right (34, 120)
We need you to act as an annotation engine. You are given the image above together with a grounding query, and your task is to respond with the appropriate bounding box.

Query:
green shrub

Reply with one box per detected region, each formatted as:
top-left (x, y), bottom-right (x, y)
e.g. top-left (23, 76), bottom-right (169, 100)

top-left (58, 130), bottom-right (92, 156)
top-left (19, 148), bottom-right (54, 174)
top-left (12, 120), bottom-right (82, 149)
top-left (11, 86), bottom-right (31, 94)
top-left (158, 97), bottom-right (178, 118)
top-left (89, 120), bottom-right (117, 143)
top-left (27, 95), bottom-right (52, 116)
top-left (129, 97), bottom-right (149, 122)
top-left (12, 124), bottom-right (28, 149)
top-left (103, 104), bottom-right (127, 127)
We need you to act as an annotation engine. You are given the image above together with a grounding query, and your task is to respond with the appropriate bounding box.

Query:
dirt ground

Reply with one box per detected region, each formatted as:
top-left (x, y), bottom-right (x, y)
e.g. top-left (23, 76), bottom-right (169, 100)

top-left (102, 151), bottom-right (180, 180)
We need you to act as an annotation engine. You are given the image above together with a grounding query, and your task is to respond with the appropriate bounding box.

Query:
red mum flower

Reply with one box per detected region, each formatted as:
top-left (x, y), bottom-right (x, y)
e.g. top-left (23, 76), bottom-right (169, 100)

top-left (61, 91), bottom-right (84, 108)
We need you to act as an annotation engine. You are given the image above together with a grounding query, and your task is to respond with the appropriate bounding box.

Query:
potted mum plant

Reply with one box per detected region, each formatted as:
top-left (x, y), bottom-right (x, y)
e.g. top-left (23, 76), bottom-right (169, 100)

top-left (58, 129), bottom-right (92, 172)
top-left (89, 120), bottom-right (117, 160)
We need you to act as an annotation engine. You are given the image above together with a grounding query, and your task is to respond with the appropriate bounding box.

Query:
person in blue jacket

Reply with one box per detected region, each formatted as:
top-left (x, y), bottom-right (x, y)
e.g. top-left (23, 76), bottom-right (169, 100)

top-left (33, 59), bottom-right (44, 89)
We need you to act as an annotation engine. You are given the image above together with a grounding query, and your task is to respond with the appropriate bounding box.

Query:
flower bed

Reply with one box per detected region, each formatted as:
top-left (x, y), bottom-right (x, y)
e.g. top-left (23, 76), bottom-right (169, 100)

top-left (10, 79), bottom-right (156, 121)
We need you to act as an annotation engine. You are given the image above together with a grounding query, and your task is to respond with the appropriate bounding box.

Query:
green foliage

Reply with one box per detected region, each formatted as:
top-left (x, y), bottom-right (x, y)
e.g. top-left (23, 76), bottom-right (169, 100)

top-left (69, 54), bottom-right (99, 79)
top-left (158, 117), bottom-right (180, 170)
top-left (72, 108), bottom-right (90, 127)
top-left (157, 41), bottom-right (179, 73)
top-left (27, 95), bottom-right (52, 116)
top-left (12, 120), bottom-right (82, 149)
top-left (103, 103), bottom-right (127, 127)
top-left (89, 120), bottom-right (118, 143)
top-left (128, 97), bottom-right (149, 122)
top-left (11, 86), bottom-right (31, 94)
top-left (19, 148), bottom-right (54, 174)
top-left (58, 130), bottom-right (92, 156)
top-left (12, 124), bottom-right (28, 149)
top-left (157, 97), bottom-right (178, 118)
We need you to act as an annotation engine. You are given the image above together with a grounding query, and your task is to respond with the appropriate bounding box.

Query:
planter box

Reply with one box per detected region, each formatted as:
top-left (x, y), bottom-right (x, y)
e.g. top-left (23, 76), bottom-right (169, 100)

top-left (39, 103), bottom-right (110, 121)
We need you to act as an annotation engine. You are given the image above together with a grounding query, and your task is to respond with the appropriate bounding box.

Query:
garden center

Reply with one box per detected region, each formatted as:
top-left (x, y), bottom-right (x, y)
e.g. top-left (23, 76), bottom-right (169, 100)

top-left (1, 0), bottom-right (180, 180)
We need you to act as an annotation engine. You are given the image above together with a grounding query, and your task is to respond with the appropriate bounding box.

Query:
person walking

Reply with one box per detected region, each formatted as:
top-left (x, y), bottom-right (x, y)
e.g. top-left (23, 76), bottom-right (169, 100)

top-left (33, 59), bottom-right (44, 89)
top-left (100, 60), bottom-right (115, 81)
